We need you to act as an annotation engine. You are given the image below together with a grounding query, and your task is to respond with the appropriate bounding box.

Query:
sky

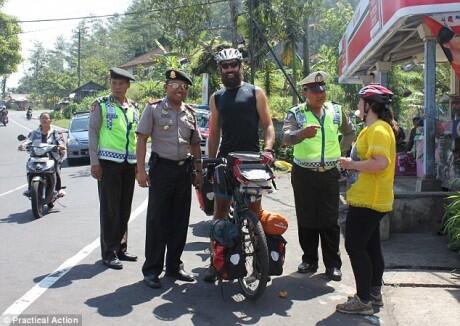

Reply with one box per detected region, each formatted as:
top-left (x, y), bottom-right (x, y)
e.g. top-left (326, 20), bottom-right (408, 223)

top-left (3, 0), bottom-right (132, 89)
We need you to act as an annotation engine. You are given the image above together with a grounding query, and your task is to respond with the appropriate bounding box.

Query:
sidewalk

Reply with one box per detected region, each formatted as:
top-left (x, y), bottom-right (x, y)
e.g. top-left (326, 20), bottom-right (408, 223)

top-left (262, 172), bottom-right (460, 326)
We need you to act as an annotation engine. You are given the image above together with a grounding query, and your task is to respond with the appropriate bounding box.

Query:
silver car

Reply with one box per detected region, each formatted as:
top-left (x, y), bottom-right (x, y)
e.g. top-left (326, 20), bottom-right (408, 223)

top-left (66, 113), bottom-right (89, 164)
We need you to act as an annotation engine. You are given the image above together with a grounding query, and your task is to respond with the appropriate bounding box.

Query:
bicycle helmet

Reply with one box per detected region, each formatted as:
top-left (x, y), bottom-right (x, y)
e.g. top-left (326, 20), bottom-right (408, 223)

top-left (214, 48), bottom-right (243, 63)
top-left (358, 84), bottom-right (393, 104)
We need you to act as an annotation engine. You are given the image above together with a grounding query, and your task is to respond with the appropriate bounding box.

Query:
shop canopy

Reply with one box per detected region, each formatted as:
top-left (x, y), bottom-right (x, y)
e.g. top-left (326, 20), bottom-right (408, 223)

top-left (338, 0), bottom-right (460, 84)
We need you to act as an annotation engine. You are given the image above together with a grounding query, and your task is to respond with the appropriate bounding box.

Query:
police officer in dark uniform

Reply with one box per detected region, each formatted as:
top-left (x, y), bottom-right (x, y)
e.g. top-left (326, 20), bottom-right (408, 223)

top-left (136, 69), bottom-right (202, 288)
top-left (89, 67), bottom-right (139, 270)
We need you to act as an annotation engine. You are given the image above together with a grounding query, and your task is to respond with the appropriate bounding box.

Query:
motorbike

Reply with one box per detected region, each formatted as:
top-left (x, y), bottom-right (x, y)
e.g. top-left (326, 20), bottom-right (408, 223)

top-left (0, 109), bottom-right (8, 126)
top-left (26, 109), bottom-right (32, 120)
top-left (18, 134), bottom-right (62, 219)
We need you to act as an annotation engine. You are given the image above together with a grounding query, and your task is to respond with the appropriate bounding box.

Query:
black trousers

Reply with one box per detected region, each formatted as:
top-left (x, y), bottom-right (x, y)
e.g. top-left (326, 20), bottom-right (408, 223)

top-left (291, 164), bottom-right (341, 269)
top-left (98, 160), bottom-right (136, 260)
top-left (142, 160), bottom-right (192, 276)
top-left (299, 226), bottom-right (342, 268)
top-left (345, 206), bottom-right (385, 301)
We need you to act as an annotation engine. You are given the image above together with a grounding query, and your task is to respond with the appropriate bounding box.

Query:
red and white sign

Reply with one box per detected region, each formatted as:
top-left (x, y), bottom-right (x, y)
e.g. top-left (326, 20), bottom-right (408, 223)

top-left (339, 0), bottom-right (460, 83)
top-left (424, 15), bottom-right (460, 78)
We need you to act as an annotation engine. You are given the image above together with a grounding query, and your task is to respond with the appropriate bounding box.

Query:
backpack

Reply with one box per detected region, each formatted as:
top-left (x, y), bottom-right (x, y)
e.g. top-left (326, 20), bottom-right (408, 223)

top-left (266, 234), bottom-right (287, 276)
top-left (210, 219), bottom-right (247, 280)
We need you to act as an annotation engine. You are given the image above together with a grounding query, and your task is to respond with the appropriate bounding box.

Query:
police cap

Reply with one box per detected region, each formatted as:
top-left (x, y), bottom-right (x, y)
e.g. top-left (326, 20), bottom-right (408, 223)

top-left (110, 67), bottom-right (135, 81)
top-left (300, 71), bottom-right (328, 92)
top-left (165, 69), bottom-right (193, 85)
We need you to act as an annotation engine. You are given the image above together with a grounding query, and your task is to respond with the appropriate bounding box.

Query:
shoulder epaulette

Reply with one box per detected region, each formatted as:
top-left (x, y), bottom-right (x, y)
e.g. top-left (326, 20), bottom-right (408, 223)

top-left (148, 98), bottom-right (162, 105)
top-left (96, 95), bottom-right (110, 104)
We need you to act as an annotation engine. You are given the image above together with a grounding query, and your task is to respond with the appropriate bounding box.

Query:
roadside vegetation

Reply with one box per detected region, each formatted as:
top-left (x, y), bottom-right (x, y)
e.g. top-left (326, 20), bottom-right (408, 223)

top-left (443, 193), bottom-right (460, 254)
top-left (1, 0), bottom-right (453, 157)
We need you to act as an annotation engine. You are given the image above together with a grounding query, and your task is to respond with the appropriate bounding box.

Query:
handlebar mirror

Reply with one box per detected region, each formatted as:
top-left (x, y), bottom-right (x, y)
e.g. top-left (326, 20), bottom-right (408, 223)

top-left (17, 134), bottom-right (27, 141)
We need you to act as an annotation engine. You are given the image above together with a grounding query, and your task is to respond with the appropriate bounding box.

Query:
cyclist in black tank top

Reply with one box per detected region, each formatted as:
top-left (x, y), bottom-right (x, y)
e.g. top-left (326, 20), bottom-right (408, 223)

top-left (203, 48), bottom-right (275, 282)
top-left (214, 82), bottom-right (260, 157)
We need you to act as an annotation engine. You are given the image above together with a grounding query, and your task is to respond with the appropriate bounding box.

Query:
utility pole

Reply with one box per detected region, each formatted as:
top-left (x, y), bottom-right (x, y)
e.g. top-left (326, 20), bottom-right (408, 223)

top-left (229, 0), bottom-right (238, 47)
top-left (302, 15), bottom-right (310, 77)
top-left (248, 0), bottom-right (255, 84)
top-left (77, 29), bottom-right (81, 87)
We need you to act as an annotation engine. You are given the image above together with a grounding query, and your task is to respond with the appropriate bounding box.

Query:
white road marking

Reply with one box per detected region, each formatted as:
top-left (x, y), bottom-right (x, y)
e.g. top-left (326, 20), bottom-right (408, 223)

top-left (8, 118), bottom-right (32, 132)
top-left (1, 198), bottom-right (148, 317)
top-left (0, 184), bottom-right (28, 198)
top-left (1, 118), bottom-right (31, 199)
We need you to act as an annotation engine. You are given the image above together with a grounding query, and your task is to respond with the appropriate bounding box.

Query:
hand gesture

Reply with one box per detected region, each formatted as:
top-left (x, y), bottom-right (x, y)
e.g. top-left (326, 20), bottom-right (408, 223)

top-left (339, 157), bottom-right (354, 170)
top-left (300, 124), bottom-right (321, 139)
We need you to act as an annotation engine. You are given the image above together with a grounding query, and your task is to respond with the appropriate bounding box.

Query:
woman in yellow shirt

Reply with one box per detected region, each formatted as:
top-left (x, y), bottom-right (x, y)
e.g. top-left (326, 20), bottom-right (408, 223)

top-left (336, 84), bottom-right (396, 315)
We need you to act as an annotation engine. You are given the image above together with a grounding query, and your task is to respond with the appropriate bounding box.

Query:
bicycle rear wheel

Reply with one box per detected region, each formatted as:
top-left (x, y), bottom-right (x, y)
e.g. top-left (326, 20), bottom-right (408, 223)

top-left (237, 210), bottom-right (269, 300)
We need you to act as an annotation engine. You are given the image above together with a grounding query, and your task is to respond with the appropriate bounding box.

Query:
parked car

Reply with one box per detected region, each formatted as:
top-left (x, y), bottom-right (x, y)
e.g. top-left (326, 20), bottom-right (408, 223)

top-left (66, 112), bottom-right (89, 164)
top-left (192, 105), bottom-right (210, 156)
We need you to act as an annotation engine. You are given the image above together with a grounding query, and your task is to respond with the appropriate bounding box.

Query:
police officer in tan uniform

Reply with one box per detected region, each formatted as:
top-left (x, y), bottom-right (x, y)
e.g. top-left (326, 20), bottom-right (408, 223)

top-left (136, 69), bottom-right (202, 288)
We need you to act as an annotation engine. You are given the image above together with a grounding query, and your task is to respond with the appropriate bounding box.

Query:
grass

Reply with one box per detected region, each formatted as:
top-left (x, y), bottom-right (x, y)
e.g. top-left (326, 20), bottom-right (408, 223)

top-left (53, 119), bottom-right (70, 129)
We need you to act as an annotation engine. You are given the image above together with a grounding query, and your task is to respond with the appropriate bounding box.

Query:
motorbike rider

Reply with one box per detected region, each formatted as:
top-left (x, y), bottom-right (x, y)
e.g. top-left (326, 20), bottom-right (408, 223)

top-left (0, 104), bottom-right (8, 120)
top-left (26, 106), bottom-right (33, 119)
top-left (18, 112), bottom-right (66, 197)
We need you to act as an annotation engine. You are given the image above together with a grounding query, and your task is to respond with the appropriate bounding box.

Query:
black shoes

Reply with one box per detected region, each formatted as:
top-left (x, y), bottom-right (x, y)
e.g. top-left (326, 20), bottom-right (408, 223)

top-left (326, 267), bottom-right (342, 281)
top-left (118, 252), bottom-right (138, 261)
top-left (203, 265), bottom-right (217, 283)
top-left (297, 262), bottom-right (318, 274)
top-left (102, 251), bottom-right (137, 269)
top-left (166, 267), bottom-right (195, 282)
top-left (144, 274), bottom-right (161, 288)
top-left (103, 257), bottom-right (123, 270)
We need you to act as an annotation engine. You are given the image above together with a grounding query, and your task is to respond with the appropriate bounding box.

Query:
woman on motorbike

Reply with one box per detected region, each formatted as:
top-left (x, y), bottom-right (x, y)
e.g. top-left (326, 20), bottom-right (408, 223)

top-left (19, 112), bottom-right (66, 197)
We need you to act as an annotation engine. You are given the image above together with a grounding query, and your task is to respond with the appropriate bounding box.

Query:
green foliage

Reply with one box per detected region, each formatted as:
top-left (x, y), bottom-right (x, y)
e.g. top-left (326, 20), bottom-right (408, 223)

top-left (268, 95), bottom-right (292, 121)
top-left (443, 193), bottom-right (460, 253)
top-left (0, 12), bottom-right (22, 76)
top-left (11, 0), bottom-right (452, 140)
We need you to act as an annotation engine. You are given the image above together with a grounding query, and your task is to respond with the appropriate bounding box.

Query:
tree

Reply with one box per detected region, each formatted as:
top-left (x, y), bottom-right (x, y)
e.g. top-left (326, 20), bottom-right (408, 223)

top-left (0, 11), bottom-right (22, 77)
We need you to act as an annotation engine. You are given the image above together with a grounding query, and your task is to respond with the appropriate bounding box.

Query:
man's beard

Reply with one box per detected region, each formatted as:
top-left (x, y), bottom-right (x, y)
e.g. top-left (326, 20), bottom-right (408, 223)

top-left (221, 71), bottom-right (243, 88)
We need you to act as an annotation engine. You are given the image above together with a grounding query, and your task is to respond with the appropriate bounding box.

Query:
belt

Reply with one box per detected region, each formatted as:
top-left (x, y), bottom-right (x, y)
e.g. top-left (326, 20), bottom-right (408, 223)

top-left (157, 156), bottom-right (189, 166)
top-left (294, 163), bottom-right (336, 173)
top-left (304, 166), bottom-right (336, 173)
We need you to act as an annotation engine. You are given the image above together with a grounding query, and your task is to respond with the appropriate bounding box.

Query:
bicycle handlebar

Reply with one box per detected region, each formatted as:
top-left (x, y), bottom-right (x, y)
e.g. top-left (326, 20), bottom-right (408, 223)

top-left (195, 157), bottom-right (226, 167)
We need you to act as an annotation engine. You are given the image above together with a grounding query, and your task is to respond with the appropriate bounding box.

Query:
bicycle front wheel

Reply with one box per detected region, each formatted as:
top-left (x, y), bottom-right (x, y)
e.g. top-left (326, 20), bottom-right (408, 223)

top-left (238, 210), bottom-right (269, 300)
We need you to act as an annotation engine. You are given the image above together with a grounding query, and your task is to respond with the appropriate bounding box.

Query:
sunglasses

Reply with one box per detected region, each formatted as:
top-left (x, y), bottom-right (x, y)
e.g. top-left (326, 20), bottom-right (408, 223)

top-left (302, 86), bottom-right (326, 92)
top-left (220, 61), bottom-right (240, 69)
top-left (167, 82), bottom-right (190, 90)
